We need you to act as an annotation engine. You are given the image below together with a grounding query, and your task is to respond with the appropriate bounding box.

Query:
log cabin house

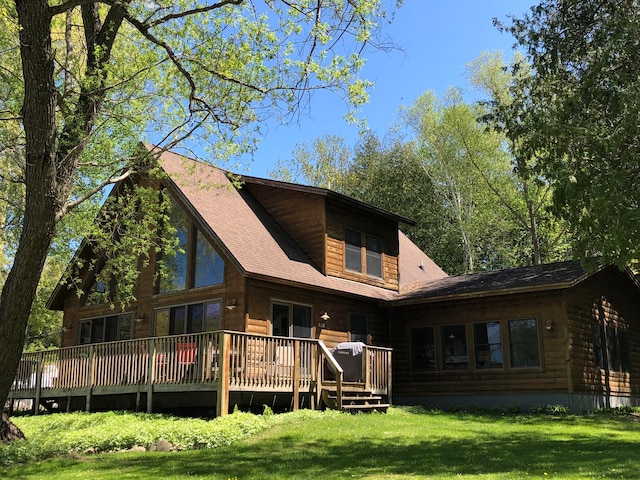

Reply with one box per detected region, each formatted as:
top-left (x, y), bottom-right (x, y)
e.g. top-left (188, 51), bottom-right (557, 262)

top-left (8, 145), bottom-right (640, 415)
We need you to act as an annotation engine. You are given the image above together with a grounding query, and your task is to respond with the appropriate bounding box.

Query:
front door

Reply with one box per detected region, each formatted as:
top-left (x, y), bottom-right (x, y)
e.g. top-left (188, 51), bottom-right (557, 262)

top-left (272, 302), bottom-right (312, 338)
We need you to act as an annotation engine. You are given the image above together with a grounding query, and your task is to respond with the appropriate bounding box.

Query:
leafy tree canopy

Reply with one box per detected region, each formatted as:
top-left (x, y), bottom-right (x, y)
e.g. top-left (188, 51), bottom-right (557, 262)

top-left (498, 0), bottom-right (640, 268)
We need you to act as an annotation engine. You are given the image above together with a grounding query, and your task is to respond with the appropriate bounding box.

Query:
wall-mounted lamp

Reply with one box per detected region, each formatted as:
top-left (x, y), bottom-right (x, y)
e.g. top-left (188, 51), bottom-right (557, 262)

top-left (225, 299), bottom-right (237, 311)
top-left (545, 320), bottom-right (554, 331)
top-left (135, 314), bottom-right (145, 323)
top-left (62, 325), bottom-right (73, 332)
top-left (318, 312), bottom-right (330, 329)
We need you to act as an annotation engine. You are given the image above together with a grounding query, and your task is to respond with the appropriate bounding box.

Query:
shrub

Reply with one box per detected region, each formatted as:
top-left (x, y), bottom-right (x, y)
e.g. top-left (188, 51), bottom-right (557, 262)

top-left (505, 404), bottom-right (522, 415)
top-left (530, 404), bottom-right (569, 415)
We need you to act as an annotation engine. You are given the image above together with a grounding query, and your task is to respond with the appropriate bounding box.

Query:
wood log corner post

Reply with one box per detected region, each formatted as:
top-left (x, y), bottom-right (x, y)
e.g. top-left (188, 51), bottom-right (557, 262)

top-left (216, 332), bottom-right (230, 417)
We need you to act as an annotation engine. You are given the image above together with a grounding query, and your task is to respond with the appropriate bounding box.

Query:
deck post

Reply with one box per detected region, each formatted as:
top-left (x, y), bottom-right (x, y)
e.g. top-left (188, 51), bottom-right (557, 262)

top-left (292, 340), bottom-right (300, 411)
top-left (85, 345), bottom-right (94, 412)
top-left (216, 332), bottom-right (230, 417)
top-left (312, 344), bottom-right (320, 410)
top-left (363, 346), bottom-right (371, 391)
top-left (146, 338), bottom-right (155, 413)
top-left (33, 351), bottom-right (44, 415)
top-left (387, 350), bottom-right (392, 405)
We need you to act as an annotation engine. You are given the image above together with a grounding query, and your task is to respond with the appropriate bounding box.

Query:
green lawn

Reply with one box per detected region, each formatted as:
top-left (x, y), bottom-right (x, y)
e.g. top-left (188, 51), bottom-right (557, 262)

top-left (2, 407), bottom-right (640, 479)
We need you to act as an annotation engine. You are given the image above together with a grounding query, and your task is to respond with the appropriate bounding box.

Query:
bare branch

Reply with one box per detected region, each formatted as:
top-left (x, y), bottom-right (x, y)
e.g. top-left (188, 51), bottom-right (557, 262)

top-left (57, 168), bottom-right (133, 220)
top-left (48, 0), bottom-right (109, 18)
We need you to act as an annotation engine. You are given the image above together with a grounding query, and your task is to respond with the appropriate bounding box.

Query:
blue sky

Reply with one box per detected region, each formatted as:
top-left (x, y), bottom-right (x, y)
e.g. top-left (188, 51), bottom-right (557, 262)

top-left (236, 1), bottom-right (535, 178)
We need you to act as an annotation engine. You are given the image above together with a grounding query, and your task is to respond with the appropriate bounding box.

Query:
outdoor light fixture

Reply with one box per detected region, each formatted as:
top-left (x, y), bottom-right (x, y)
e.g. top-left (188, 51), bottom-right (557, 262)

top-left (318, 312), bottom-right (330, 329)
top-left (62, 325), bottom-right (72, 332)
top-left (545, 320), bottom-right (554, 330)
top-left (225, 299), bottom-right (237, 311)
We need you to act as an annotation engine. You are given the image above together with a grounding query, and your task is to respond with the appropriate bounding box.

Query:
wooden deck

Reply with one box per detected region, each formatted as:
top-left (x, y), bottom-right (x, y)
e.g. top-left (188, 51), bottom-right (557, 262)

top-left (8, 331), bottom-right (392, 416)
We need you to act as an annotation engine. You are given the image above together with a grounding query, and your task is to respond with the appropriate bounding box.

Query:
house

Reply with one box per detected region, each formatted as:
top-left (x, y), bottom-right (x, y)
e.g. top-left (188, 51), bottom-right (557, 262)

top-left (390, 261), bottom-right (640, 412)
top-left (8, 145), bottom-right (640, 414)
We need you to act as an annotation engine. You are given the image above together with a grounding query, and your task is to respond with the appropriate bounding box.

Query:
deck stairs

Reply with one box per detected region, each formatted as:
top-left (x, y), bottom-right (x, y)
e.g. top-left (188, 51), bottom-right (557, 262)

top-left (321, 383), bottom-right (389, 413)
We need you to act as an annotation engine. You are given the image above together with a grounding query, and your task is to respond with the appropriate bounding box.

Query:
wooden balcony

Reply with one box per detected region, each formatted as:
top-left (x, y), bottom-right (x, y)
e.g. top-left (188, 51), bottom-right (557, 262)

top-left (8, 331), bottom-right (392, 416)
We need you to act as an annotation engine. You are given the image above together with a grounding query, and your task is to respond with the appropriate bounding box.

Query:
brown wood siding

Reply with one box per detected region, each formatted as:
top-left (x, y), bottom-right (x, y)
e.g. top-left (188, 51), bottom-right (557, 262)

top-left (325, 203), bottom-right (399, 291)
top-left (390, 292), bottom-right (569, 398)
top-left (563, 268), bottom-right (640, 398)
top-left (243, 184), bottom-right (327, 272)
top-left (245, 279), bottom-right (387, 348)
top-left (61, 244), bottom-right (247, 346)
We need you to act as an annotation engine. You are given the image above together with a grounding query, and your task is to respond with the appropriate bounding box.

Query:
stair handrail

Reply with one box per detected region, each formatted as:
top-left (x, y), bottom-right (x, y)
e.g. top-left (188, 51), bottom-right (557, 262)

top-left (317, 341), bottom-right (343, 411)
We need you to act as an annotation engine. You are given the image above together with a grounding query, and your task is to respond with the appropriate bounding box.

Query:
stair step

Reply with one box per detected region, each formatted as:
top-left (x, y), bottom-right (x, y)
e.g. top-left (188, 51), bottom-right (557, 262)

top-left (327, 395), bottom-right (381, 401)
top-left (342, 403), bottom-right (390, 411)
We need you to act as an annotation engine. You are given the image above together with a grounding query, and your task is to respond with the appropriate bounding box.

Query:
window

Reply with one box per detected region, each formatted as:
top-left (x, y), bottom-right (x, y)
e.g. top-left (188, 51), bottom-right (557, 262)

top-left (508, 319), bottom-right (540, 368)
top-left (158, 196), bottom-right (225, 293)
top-left (474, 322), bottom-right (503, 369)
top-left (344, 228), bottom-right (383, 278)
top-left (349, 313), bottom-right (368, 343)
top-left (441, 325), bottom-right (468, 370)
top-left (159, 199), bottom-right (189, 293)
top-left (78, 313), bottom-right (133, 345)
top-left (154, 300), bottom-right (221, 336)
top-left (366, 235), bottom-right (382, 278)
top-left (194, 230), bottom-right (225, 288)
top-left (272, 302), bottom-right (312, 338)
top-left (593, 322), bottom-right (630, 373)
top-left (411, 327), bottom-right (435, 371)
top-left (345, 228), bottom-right (362, 273)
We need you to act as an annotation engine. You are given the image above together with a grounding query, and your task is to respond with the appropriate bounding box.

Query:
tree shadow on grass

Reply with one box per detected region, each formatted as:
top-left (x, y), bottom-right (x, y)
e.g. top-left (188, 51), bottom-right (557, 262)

top-left (6, 426), bottom-right (639, 479)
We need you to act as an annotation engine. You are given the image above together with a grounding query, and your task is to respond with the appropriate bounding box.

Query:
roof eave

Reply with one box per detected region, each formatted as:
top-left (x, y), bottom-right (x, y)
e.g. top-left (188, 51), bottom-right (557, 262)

top-left (393, 281), bottom-right (577, 307)
top-left (240, 174), bottom-right (416, 226)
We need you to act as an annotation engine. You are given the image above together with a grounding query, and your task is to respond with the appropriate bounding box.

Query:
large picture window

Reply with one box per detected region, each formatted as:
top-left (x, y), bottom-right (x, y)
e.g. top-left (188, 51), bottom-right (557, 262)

top-left (411, 327), bottom-right (435, 371)
top-left (158, 196), bottom-right (225, 293)
top-left (441, 325), bottom-right (468, 370)
top-left (474, 322), bottom-right (503, 369)
top-left (79, 313), bottom-right (133, 345)
top-left (508, 319), bottom-right (540, 368)
top-left (194, 230), bottom-right (225, 288)
top-left (159, 199), bottom-right (189, 293)
top-left (154, 300), bottom-right (222, 336)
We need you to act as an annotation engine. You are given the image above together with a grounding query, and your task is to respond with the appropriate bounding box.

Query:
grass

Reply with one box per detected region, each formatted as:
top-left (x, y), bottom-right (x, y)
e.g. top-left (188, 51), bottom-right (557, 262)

top-left (2, 407), bottom-right (640, 479)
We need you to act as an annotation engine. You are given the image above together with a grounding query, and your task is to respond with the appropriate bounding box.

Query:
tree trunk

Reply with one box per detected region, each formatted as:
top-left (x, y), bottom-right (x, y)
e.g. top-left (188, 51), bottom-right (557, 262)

top-left (0, 0), bottom-right (60, 439)
top-left (0, 413), bottom-right (25, 443)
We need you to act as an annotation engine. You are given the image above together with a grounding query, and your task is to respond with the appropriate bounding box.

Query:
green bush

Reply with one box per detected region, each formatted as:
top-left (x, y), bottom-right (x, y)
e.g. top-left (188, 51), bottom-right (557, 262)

top-left (505, 404), bottom-right (522, 415)
top-left (530, 404), bottom-right (569, 415)
top-left (0, 410), bottom-right (277, 466)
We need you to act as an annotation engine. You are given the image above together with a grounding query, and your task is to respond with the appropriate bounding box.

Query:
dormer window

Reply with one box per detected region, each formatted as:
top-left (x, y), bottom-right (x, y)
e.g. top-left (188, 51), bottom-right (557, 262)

top-left (345, 228), bottom-right (362, 272)
top-left (345, 228), bottom-right (383, 279)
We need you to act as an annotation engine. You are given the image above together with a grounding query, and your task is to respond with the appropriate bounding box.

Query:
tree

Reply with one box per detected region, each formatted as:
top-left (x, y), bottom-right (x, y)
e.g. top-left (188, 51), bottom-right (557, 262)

top-left (466, 51), bottom-right (571, 265)
top-left (269, 134), bottom-right (354, 190)
top-left (0, 0), bottom-right (397, 441)
top-left (348, 132), bottom-right (463, 274)
top-left (401, 89), bottom-right (517, 273)
top-left (498, 0), bottom-right (640, 268)
top-left (271, 131), bottom-right (463, 273)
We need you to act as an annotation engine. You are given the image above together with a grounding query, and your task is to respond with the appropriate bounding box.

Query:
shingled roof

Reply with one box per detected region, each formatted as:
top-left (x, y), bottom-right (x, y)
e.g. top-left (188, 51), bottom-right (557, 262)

top-left (394, 260), bottom-right (611, 305)
top-left (156, 146), bottom-right (447, 301)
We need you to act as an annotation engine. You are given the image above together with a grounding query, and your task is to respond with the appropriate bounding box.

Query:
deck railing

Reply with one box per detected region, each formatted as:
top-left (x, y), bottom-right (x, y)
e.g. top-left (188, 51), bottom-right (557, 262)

top-left (9, 332), bottom-right (391, 415)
